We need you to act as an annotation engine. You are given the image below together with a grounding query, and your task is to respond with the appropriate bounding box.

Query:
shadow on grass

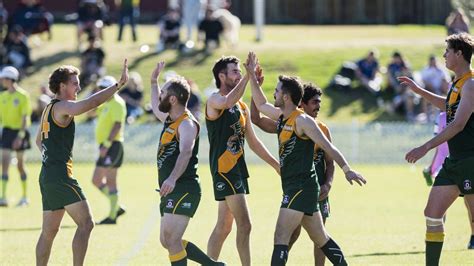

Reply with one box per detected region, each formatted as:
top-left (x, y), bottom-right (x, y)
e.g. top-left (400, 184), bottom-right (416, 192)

top-left (0, 225), bottom-right (76, 232)
top-left (28, 50), bottom-right (80, 75)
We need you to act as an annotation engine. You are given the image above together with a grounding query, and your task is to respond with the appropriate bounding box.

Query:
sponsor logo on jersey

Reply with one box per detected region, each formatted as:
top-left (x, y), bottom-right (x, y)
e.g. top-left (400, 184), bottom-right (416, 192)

top-left (216, 182), bottom-right (226, 191)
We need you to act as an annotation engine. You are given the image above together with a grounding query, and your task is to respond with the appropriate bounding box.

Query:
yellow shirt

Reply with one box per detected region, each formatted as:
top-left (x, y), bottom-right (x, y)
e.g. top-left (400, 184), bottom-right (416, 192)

top-left (95, 94), bottom-right (126, 144)
top-left (0, 88), bottom-right (31, 129)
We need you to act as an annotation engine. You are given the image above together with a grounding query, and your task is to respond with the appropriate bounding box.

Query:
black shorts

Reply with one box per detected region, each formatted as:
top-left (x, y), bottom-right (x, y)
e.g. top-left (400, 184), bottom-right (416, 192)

top-left (96, 141), bottom-right (124, 168)
top-left (0, 128), bottom-right (31, 151)
top-left (435, 156), bottom-right (474, 195)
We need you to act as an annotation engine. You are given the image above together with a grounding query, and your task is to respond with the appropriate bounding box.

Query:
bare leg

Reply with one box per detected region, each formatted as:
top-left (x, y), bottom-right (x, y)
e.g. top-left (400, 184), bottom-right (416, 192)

top-left (314, 217), bottom-right (327, 266)
top-left (36, 209), bottom-right (65, 266)
top-left (65, 200), bottom-right (95, 266)
top-left (225, 194), bottom-right (252, 266)
top-left (207, 200), bottom-right (234, 260)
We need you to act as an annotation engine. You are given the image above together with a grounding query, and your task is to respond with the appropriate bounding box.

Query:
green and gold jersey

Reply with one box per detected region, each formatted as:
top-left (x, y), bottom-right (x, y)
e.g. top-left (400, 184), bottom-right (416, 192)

top-left (277, 109), bottom-right (316, 186)
top-left (313, 121), bottom-right (330, 186)
top-left (206, 100), bottom-right (249, 179)
top-left (39, 99), bottom-right (75, 183)
top-left (446, 71), bottom-right (474, 160)
top-left (0, 87), bottom-right (31, 129)
top-left (95, 94), bottom-right (126, 144)
top-left (158, 111), bottom-right (200, 193)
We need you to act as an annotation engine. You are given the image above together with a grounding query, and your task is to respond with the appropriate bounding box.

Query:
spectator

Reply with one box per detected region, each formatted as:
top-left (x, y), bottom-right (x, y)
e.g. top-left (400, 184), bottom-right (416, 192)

top-left (355, 50), bottom-right (382, 95)
top-left (77, 0), bottom-right (108, 47)
top-left (211, 0), bottom-right (240, 47)
top-left (79, 35), bottom-right (106, 89)
top-left (3, 25), bottom-right (31, 76)
top-left (156, 8), bottom-right (181, 52)
top-left (181, 0), bottom-right (205, 46)
top-left (445, 8), bottom-right (470, 35)
top-left (186, 78), bottom-right (202, 121)
top-left (386, 51), bottom-right (416, 122)
top-left (420, 55), bottom-right (451, 121)
top-left (0, 0), bottom-right (7, 39)
top-left (119, 71), bottom-right (143, 123)
top-left (8, 0), bottom-right (53, 39)
top-left (198, 8), bottom-right (223, 53)
top-left (116, 0), bottom-right (139, 42)
top-left (30, 83), bottom-right (52, 122)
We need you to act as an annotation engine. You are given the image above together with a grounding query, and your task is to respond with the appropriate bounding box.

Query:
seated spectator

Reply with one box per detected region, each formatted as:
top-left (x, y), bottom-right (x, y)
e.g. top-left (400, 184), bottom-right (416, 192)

top-left (186, 78), bottom-right (202, 121)
top-left (355, 50), bottom-right (383, 95)
top-left (0, 0), bottom-right (7, 39)
top-left (386, 51), bottom-right (417, 121)
top-left (156, 8), bottom-right (181, 52)
top-left (116, 0), bottom-right (140, 42)
top-left (31, 83), bottom-right (53, 122)
top-left (420, 55), bottom-right (451, 121)
top-left (212, 5), bottom-right (240, 47)
top-left (77, 0), bottom-right (108, 48)
top-left (445, 8), bottom-right (470, 35)
top-left (79, 35), bottom-right (105, 89)
top-left (198, 8), bottom-right (223, 53)
top-left (119, 71), bottom-right (143, 123)
top-left (3, 25), bottom-right (31, 76)
top-left (8, 0), bottom-right (53, 39)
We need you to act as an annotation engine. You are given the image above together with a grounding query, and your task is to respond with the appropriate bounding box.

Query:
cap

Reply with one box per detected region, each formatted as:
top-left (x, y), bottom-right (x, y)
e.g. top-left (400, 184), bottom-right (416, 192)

top-left (0, 66), bottom-right (20, 81)
top-left (96, 76), bottom-right (117, 88)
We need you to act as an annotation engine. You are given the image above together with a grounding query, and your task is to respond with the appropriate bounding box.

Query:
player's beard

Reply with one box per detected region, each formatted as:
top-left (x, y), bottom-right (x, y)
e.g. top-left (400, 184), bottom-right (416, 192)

top-left (158, 95), bottom-right (172, 113)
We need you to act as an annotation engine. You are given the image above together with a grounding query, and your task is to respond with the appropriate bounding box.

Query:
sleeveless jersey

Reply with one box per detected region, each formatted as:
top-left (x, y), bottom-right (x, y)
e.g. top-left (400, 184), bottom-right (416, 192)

top-left (206, 100), bottom-right (249, 178)
top-left (39, 99), bottom-right (75, 183)
top-left (158, 111), bottom-right (200, 193)
top-left (277, 109), bottom-right (316, 186)
top-left (446, 71), bottom-right (474, 160)
top-left (313, 121), bottom-right (330, 186)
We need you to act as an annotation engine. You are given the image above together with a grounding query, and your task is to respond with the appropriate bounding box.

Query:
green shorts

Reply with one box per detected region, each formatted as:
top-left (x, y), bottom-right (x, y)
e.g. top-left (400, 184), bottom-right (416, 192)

top-left (96, 141), bottom-right (124, 168)
top-left (212, 172), bottom-right (249, 201)
top-left (434, 156), bottom-right (474, 195)
top-left (281, 178), bottom-right (319, 215)
top-left (319, 197), bottom-right (330, 219)
top-left (160, 191), bottom-right (201, 218)
top-left (40, 178), bottom-right (86, 211)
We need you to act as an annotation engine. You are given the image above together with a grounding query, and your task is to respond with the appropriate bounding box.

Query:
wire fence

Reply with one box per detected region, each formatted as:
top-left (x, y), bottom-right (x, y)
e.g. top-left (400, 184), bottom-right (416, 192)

top-left (23, 120), bottom-right (436, 165)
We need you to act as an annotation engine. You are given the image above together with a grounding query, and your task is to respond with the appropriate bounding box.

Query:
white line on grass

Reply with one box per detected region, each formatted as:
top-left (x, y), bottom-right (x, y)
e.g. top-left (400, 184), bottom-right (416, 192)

top-left (115, 204), bottom-right (160, 266)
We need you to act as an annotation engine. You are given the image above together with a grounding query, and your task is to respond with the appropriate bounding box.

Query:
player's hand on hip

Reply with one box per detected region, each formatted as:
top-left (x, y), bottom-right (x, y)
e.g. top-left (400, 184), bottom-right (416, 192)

top-left (319, 184), bottom-right (331, 200)
top-left (99, 146), bottom-right (108, 157)
top-left (12, 137), bottom-right (22, 150)
top-left (345, 170), bottom-right (366, 186)
top-left (151, 61), bottom-right (166, 83)
top-left (117, 59), bottom-right (129, 88)
top-left (160, 178), bottom-right (176, 197)
top-left (405, 145), bottom-right (428, 163)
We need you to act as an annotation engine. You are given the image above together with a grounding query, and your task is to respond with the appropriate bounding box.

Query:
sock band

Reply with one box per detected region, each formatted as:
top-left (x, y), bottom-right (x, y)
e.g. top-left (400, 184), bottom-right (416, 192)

top-left (426, 232), bottom-right (445, 242)
top-left (169, 249), bottom-right (187, 262)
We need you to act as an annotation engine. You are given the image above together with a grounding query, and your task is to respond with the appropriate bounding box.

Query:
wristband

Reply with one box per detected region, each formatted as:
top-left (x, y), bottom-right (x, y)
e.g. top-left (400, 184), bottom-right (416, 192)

top-left (18, 130), bottom-right (25, 138)
top-left (342, 165), bottom-right (351, 174)
top-left (103, 140), bottom-right (112, 148)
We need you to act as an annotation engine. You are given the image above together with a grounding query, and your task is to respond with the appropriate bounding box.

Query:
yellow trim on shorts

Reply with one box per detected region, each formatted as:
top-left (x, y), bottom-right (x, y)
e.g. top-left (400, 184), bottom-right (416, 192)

top-left (288, 189), bottom-right (303, 208)
top-left (218, 173), bottom-right (236, 194)
top-left (64, 183), bottom-right (83, 201)
top-left (426, 232), bottom-right (445, 242)
top-left (169, 249), bottom-right (187, 262)
top-left (172, 193), bottom-right (189, 214)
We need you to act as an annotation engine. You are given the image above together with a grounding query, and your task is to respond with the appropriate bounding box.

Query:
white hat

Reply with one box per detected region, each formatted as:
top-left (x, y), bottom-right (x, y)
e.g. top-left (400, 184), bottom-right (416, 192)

top-left (0, 66), bottom-right (20, 81)
top-left (96, 76), bottom-right (117, 88)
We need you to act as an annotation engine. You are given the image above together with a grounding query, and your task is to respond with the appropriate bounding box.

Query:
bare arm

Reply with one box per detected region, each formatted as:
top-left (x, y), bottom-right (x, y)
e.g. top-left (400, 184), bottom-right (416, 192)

top-left (244, 108), bottom-right (280, 174)
top-left (406, 79), bottom-right (474, 163)
top-left (245, 52), bottom-right (281, 120)
top-left (319, 129), bottom-right (335, 200)
top-left (99, 122), bottom-right (122, 157)
top-left (206, 73), bottom-right (249, 115)
top-left (298, 115), bottom-right (366, 186)
top-left (35, 123), bottom-right (42, 152)
top-left (250, 98), bottom-right (277, 134)
top-left (159, 119), bottom-right (198, 197)
top-left (398, 76), bottom-right (446, 110)
top-left (150, 61), bottom-right (168, 122)
top-left (55, 59), bottom-right (129, 117)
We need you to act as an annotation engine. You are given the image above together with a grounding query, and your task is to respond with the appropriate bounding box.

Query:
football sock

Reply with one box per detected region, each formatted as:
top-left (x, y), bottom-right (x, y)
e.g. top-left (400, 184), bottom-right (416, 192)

top-left (183, 240), bottom-right (220, 264)
top-left (1, 175), bottom-right (8, 199)
top-left (426, 232), bottom-right (444, 266)
top-left (271, 244), bottom-right (288, 266)
top-left (20, 174), bottom-right (27, 198)
top-left (109, 190), bottom-right (119, 219)
top-left (320, 238), bottom-right (347, 266)
top-left (170, 249), bottom-right (187, 266)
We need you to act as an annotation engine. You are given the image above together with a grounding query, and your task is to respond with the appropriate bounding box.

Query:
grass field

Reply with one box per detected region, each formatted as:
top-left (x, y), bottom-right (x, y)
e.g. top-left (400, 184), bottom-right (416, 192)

top-left (0, 163), bottom-right (471, 265)
top-left (20, 24), bottom-right (462, 123)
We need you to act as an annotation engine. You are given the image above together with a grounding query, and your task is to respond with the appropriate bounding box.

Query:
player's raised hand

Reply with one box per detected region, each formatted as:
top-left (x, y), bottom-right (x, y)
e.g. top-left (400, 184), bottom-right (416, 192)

top-left (151, 61), bottom-right (166, 83)
top-left (159, 177), bottom-right (176, 197)
top-left (118, 59), bottom-right (129, 87)
top-left (345, 170), bottom-right (366, 186)
top-left (397, 76), bottom-right (422, 93)
top-left (256, 61), bottom-right (264, 86)
top-left (405, 145), bottom-right (429, 163)
top-left (244, 51), bottom-right (257, 75)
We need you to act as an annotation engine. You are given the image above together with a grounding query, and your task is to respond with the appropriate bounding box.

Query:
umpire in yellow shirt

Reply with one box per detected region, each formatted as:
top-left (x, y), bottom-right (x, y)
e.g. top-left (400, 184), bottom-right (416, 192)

top-left (0, 66), bottom-right (31, 207)
top-left (91, 76), bottom-right (127, 224)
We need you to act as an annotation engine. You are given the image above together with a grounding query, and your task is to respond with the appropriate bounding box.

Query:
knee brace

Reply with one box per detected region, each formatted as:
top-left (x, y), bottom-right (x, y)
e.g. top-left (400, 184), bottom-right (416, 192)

top-left (426, 216), bottom-right (444, 227)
